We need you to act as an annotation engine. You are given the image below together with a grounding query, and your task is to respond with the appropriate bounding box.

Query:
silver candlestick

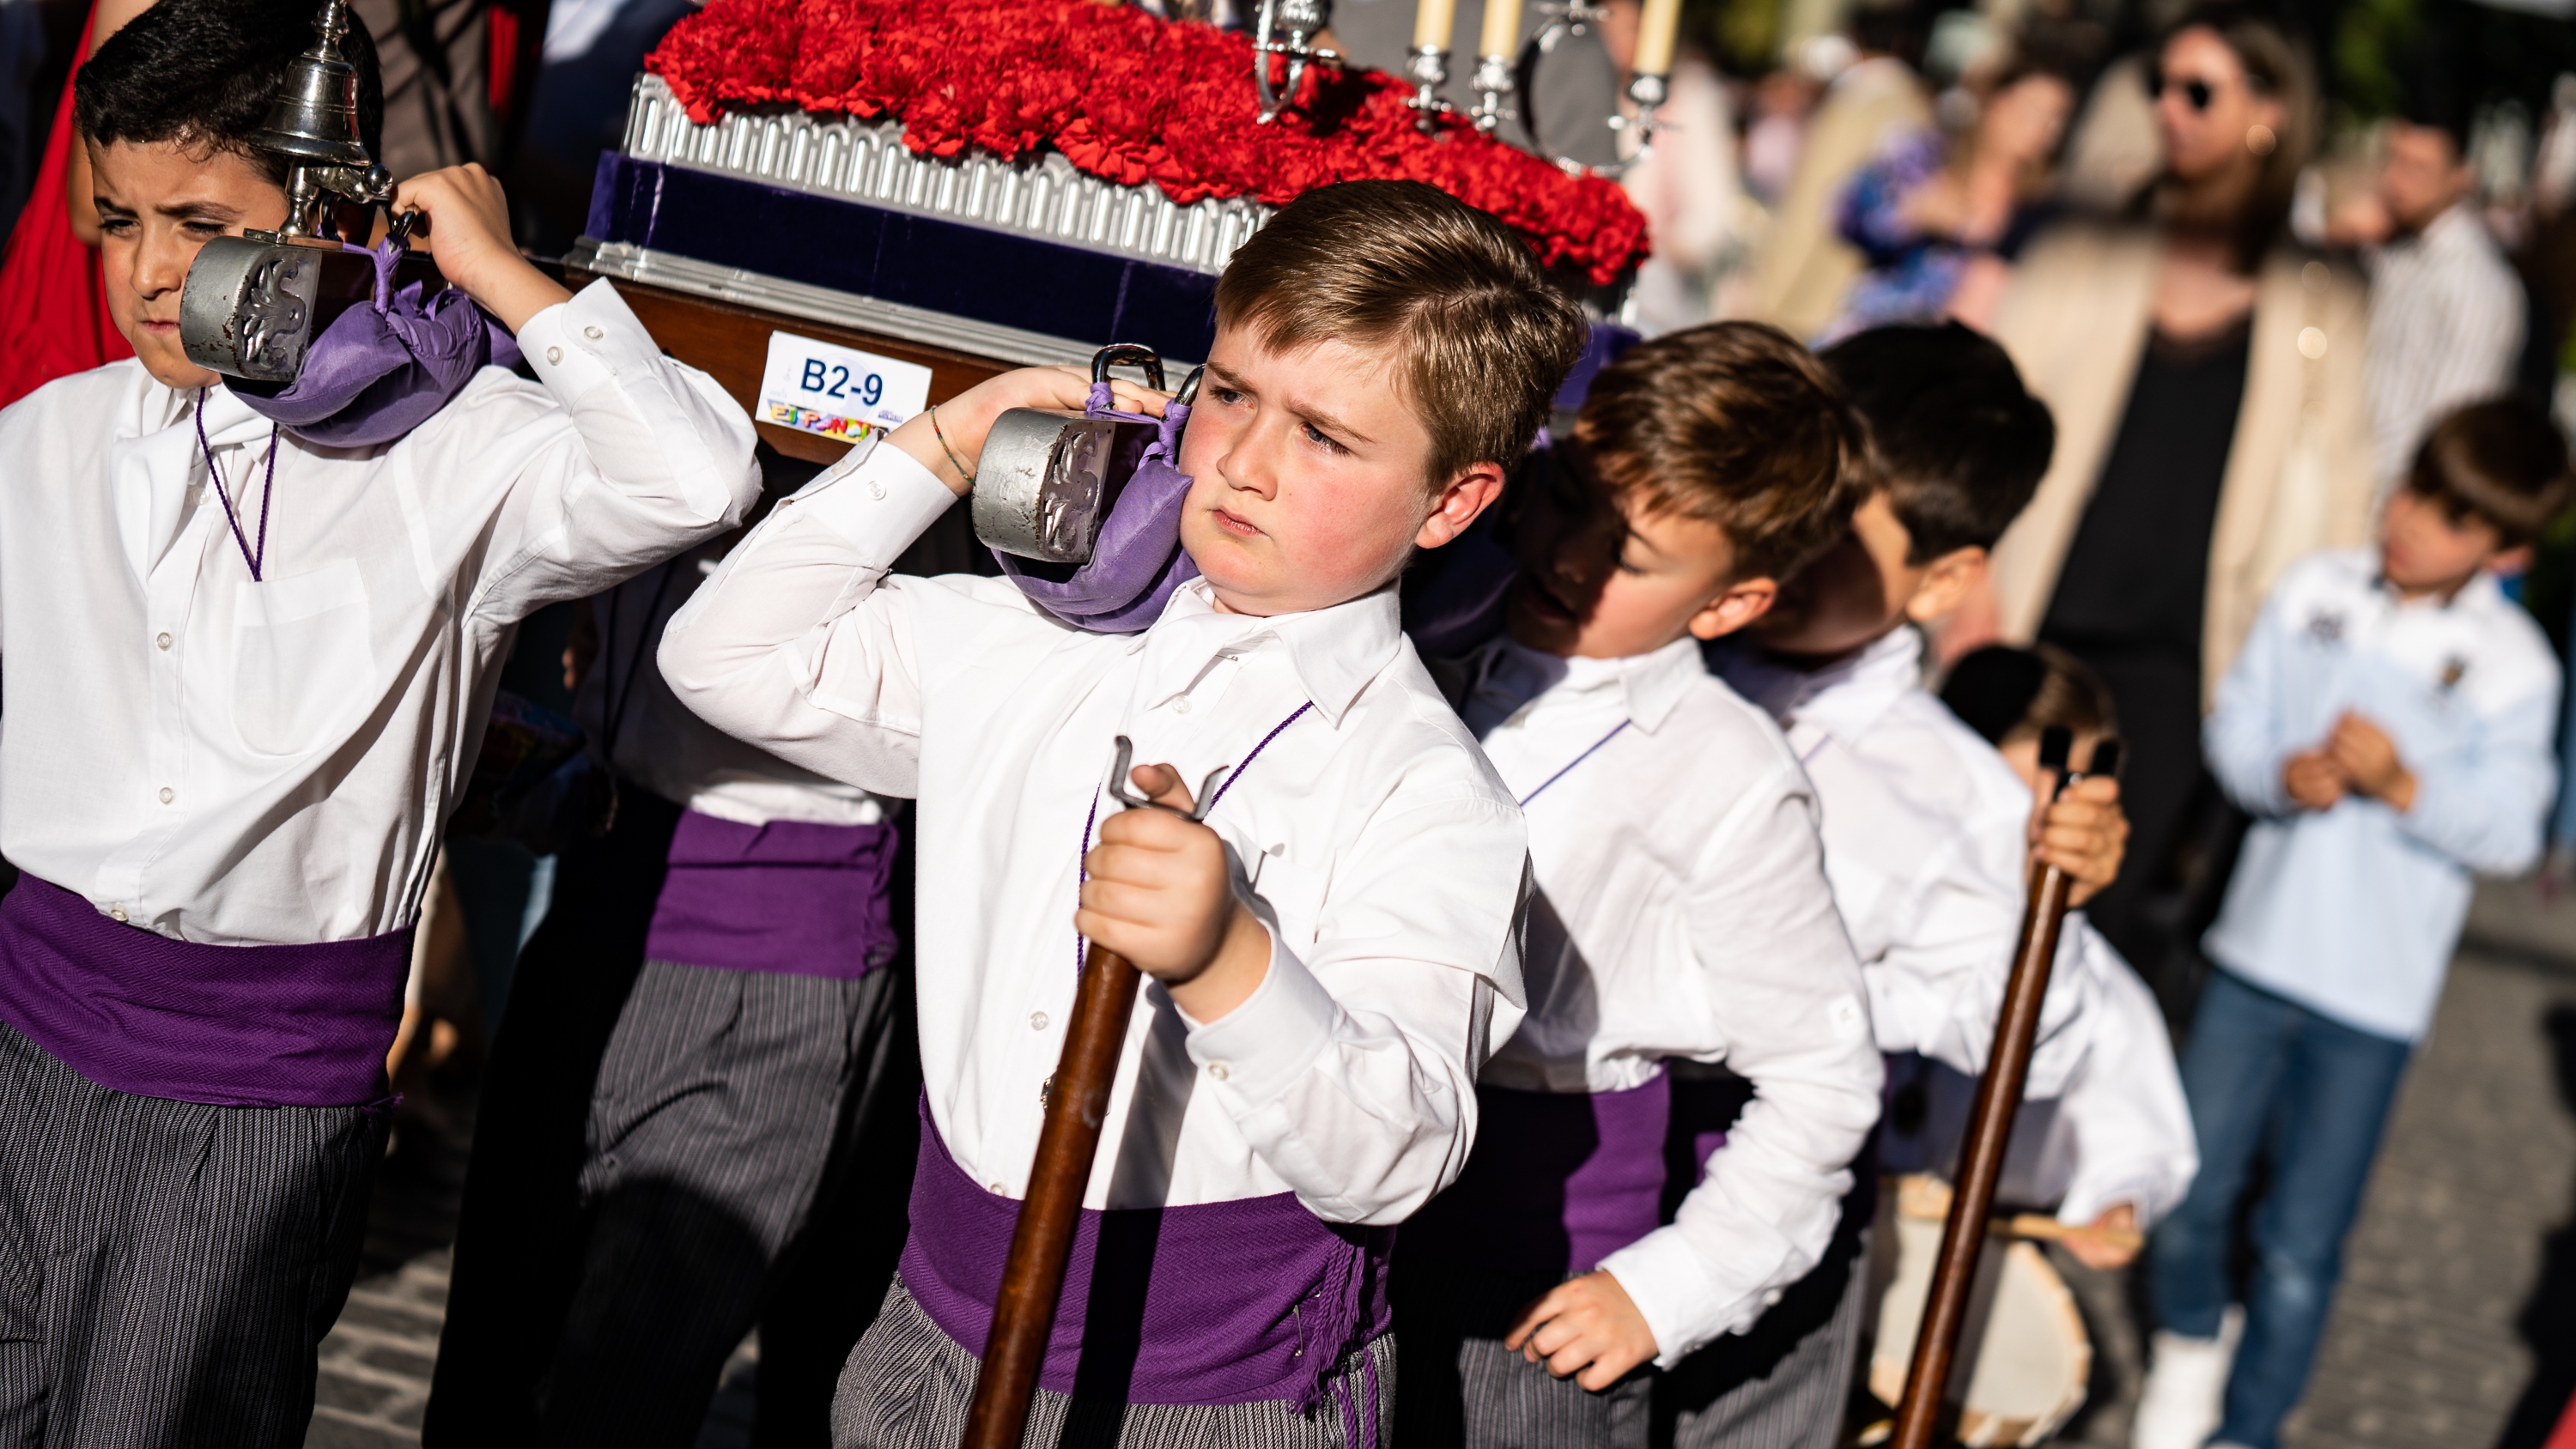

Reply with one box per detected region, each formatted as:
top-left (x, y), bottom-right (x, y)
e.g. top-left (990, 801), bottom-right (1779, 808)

top-left (1466, 50), bottom-right (1515, 132)
top-left (1251, 0), bottom-right (1339, 122)
top-left (1404, 44), bottom-right (1453, 130)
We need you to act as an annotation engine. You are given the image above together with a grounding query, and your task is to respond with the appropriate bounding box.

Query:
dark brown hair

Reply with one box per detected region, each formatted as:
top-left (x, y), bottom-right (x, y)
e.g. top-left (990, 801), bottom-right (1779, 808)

top-left (2406, 397), bottom-right (2574, 548)
top-left (1569, 321), bottom-right (1864, 582)
top-left (1215, 180), bottom-right (1588, 489)
top-left (1941, 643), bottom-right (2118, 748)
top-left (1821, 322), bottom-right (2054, 563)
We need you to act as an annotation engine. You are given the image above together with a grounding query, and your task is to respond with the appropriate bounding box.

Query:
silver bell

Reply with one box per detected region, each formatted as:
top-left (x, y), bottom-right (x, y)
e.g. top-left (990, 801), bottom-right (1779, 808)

top-left (250, 0), bottom-right (372, 169)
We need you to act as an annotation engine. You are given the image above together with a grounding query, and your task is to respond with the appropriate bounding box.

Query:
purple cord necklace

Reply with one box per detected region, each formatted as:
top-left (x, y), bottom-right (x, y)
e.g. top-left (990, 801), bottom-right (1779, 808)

top-left (195, 389), bottom-right (280, 582)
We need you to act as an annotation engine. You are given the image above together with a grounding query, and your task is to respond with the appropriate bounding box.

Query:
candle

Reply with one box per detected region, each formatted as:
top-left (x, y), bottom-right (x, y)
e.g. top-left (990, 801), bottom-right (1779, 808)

top-left (1478, 0), bottom-right (1522, 59)
top-left (1632, 0), bottom-right (1680, 76)
top-left (1413, 0), bottom-right (1455, 54)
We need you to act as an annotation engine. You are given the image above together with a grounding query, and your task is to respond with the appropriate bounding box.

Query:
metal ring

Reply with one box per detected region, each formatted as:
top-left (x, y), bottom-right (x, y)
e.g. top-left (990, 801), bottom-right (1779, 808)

top-left (1092, 343), bottom-right (1165, 392)
top-left (1177, 365), bottom-right (1206, 408)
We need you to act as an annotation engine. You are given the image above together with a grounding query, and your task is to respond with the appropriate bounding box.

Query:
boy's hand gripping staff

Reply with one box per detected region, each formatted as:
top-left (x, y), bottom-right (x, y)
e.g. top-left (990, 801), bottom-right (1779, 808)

top-left (1890, 726), bottom-right (2122, 1449)
top-left (963, 738), bottom-right (1233, 1449)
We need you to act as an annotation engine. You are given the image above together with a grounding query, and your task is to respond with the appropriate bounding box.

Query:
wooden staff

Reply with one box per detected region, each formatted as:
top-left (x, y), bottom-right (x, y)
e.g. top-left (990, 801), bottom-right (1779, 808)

top-left (961, 939), bottom-right (1145, 1449)
top-left (963, 742), bottom-right (1229, 1449)
top-left (1889, 726), bottom-right (2121, 1449)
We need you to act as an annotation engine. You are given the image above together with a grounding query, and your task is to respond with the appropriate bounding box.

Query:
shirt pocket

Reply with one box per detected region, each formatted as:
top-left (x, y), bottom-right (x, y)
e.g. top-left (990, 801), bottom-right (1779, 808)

top-left (1247, 848), bottom-right (1327, 951)
top-left (230, 558), bottom-right (377, 757)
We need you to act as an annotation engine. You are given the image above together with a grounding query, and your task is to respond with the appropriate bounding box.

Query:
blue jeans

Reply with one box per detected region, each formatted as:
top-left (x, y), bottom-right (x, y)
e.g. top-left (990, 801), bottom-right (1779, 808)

top-left (2148, 968), bottom-right (2413, 1449)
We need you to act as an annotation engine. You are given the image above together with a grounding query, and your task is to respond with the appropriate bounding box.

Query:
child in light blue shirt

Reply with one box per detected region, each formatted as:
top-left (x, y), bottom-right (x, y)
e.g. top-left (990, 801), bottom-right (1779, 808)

top-left (2136, 398), bottom-right (2570, 1449)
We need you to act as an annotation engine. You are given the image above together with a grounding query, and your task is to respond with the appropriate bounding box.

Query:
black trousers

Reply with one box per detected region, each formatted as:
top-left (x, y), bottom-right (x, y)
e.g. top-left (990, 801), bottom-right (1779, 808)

top-left (426, 792), bottom-right (920, 1448)
top-left (0, 1022), bottom-right (381, 1447)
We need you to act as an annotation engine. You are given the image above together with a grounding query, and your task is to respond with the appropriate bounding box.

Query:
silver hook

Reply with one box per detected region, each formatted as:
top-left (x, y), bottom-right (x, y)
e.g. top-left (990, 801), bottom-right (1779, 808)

top-left (1105, 735), bottom-right (1230, 822)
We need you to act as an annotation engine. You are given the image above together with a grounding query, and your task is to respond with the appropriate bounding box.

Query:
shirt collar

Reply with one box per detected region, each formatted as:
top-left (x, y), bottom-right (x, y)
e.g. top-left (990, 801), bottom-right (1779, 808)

top-left (1723, 627), bottom-right (1924, 742)
top-left (1462, 634), bottom-right (1704, 733)
top-left (1133, 577), bottom-right (1402, 725)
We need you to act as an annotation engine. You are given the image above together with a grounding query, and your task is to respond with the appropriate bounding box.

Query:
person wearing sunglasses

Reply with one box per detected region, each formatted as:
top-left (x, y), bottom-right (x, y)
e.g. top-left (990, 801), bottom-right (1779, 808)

top-left (1965, 1), bottom-right (2373, 1034)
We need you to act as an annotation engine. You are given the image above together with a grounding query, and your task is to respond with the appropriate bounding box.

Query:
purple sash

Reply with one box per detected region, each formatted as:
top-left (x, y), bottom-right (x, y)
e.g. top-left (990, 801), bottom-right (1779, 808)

top-left (642, 810), bottom-right (900, 979)
top-left (901, 1110), bottom-right (1389, 1426)
top-left (1405, 1075), bottom-right (1673, 1276)
top-left (0, 876), bottom-right (411, 1108)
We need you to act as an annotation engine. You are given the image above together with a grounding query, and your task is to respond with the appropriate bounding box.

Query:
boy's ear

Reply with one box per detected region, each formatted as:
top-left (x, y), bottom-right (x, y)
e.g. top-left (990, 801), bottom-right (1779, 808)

top-left (1904, 545), bottom-right (1989, 624)
top-left (1687, 577), bottom-right (1781, 640)
top-left (1415, 461), bottom-right (1509, 549)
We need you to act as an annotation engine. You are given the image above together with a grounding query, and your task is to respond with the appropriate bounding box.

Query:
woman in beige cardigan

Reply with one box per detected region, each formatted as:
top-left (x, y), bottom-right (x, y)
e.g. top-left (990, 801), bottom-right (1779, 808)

top-left (1978, 5), bottom-right (2373, 981)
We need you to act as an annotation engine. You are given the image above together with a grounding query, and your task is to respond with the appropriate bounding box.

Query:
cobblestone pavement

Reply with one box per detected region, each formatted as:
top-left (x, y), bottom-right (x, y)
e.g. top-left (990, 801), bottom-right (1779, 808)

top-left (307, 883), bottom-right (2576, 1448)
top-left (299, 1081), bottom-right (757, 1448)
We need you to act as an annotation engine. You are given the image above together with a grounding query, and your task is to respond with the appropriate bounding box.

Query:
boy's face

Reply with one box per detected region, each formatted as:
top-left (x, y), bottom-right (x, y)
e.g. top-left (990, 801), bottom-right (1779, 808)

top-left (1747, 490), bottom-right (1987, 661)
top-left (2381, 486), bottom-right (2506, 599)
top-left (1176, 324), bottom-right (1502, 617)
top-left (1504, 460), bottom-right (1775, 658)
top-left (91, 138), bottom-right (290, 391)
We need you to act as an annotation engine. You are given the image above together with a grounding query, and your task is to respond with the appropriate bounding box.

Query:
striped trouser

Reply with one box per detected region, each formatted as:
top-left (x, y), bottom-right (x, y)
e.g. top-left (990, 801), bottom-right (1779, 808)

top-left (1391, 1223), bottom-right (1867, 1449)
top-left (832, 1276), bottom-right (1398, 1448)
top-left (1389, 1260), bottom-right (1655, 1448)
top-left (0, 1021), bottom-right (382, 1447)
top-left (429, 930), bottom-right (918, 1447)
top-left (1655, 1222), bottom-right (1871, 1449)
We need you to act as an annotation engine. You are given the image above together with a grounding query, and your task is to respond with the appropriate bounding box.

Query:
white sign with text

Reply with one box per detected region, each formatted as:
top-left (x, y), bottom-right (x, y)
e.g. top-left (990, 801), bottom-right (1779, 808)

top-left (757, 332), bottom-right (933, 446)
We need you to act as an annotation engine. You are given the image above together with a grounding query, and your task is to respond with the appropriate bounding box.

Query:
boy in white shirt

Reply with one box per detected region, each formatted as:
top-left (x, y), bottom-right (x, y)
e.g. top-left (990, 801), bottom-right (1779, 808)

top-left (0, 0), bottom-right (759, 1440)
top-left (2133, 399), bottom-right (2567, 1449)
top-left (658, 179), bottom-right (1585, 1446)
top-left (1389, 323), bottom-right (1886, 1449)
top-left (1696, 322), bottom-right (2132, 1446)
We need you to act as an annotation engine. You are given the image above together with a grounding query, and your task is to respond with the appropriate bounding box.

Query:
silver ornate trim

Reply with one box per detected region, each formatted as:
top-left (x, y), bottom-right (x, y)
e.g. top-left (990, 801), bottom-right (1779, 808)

top-left (621, 73), bottom-right (1271, 276)
top-left (565, 237), bottom-right (1126, 368)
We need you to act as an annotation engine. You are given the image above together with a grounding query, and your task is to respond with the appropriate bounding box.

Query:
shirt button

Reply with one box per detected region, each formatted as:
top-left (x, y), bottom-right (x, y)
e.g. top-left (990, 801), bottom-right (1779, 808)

top-left (1171, 697), bottom-right (1193, 714)
top-left (1206, 1061), bottom-right (1231, 1082)
top-left (545, 346), bottom-right (563, 365)
top-left (1030, 1011), bottom-right (1049, 1031)
top-left (108, 906), bottom-right (128, 923)
top-left (988, 1181), bottom-right (1007, 1195)
top-left (157, 787), bottom-right (174, 804)
top-left (866, 481), bottom-right (885, 500)
top-left (582, 324), bottom-right (605, 340)
top-left (155, 633), bottom-right (172, 651)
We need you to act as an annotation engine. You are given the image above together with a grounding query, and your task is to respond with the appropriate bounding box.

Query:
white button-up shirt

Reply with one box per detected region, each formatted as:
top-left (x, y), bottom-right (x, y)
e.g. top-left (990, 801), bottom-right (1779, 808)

top-left (0, 280), bottom-right (758, 946)
top-left (659, 440), bottom-right (1528, 1220)
top-left (1713, 628), bottom-right (2100, 1094)
top-left (2204, 548), bottom-right (2560, 1040)
top-left (1886, 928), bottom-right (2197, 1230)
top-left (582, 554), bottom-right (888, 827)
top-left (1450, 634), bottom-right (1881, 1364)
